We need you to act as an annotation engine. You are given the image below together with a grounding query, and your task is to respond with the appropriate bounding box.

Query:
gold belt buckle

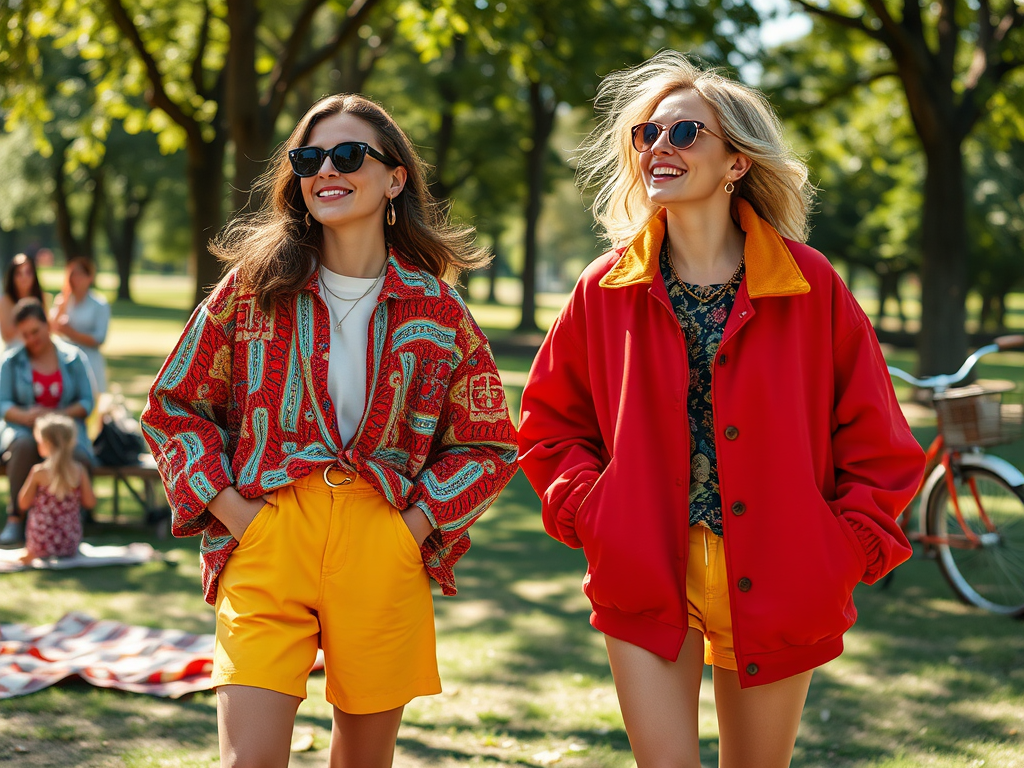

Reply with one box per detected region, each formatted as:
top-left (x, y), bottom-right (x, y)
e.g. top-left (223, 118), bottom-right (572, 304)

top-left (323, 464), bottom-right (354, 487)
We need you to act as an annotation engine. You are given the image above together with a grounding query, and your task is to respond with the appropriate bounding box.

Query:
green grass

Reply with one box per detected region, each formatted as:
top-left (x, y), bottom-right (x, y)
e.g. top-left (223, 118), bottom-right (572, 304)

top-left (1, 273), bottom-right (1023, 766)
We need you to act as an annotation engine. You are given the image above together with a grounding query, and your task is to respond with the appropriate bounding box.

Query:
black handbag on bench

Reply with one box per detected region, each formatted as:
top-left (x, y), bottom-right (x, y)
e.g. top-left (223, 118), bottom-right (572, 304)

top-left (93, 408), bottom-right (148, 467)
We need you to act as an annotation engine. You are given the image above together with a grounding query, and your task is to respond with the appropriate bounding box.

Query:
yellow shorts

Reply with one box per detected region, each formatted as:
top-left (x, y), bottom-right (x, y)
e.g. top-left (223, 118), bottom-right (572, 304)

top-left (213, 467), bottom-right (441, 714)
top-left (686, 525), bottom-right (737, 670)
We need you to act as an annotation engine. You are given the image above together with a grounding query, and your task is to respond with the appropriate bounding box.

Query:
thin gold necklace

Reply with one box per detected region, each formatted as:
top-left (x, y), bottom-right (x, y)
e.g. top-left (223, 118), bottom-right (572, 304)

top-left (664, 238), bottom-right (743, 303)
top-left (319, 263), bottom-right (386, 332)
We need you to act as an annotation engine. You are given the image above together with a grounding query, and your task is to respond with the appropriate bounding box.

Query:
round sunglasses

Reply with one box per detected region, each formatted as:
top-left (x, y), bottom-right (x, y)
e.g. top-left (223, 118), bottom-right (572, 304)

top-left (630, 120), bottom-right (726, 153)
top-left (288, 141), bottom-right (399, 177)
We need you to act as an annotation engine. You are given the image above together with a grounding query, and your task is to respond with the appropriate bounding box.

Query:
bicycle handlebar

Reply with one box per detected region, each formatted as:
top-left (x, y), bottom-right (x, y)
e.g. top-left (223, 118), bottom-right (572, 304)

top-left (887, 342), bottom-right (1005, 392)
top-left (888, 336), bottom-right (1024, 392)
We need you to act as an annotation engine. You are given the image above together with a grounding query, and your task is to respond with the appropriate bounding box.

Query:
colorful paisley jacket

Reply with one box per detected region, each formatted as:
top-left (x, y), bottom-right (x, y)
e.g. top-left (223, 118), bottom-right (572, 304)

top-left (141, 252), bottom-right (519, 605)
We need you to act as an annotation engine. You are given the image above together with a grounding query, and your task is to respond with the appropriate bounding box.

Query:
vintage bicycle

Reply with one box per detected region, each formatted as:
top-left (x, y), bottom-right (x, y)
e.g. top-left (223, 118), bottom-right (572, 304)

top-left (887, 335), bottom-right (1024, 617)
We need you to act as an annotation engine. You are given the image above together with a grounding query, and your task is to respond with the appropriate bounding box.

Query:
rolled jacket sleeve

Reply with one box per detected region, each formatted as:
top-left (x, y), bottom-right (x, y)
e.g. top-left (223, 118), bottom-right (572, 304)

top-left (406, 316), bottom-right (518, 589)
top-left (829, 316), bottom-right (924, 583)
top-left (517, 297), bottom-right (604, 549)
top-left (140, 298), bottom-right (237, 538)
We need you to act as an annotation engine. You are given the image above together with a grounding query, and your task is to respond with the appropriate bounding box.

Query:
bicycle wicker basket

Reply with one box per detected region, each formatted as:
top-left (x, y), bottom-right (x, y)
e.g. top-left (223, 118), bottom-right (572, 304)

top-left (932, 381), bottom-right (1024, 449)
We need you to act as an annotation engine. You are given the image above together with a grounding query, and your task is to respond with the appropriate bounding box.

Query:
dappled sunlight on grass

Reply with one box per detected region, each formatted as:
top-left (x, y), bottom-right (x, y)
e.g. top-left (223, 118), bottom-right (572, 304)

top-left (3, 279), bottom-right (1024, 765)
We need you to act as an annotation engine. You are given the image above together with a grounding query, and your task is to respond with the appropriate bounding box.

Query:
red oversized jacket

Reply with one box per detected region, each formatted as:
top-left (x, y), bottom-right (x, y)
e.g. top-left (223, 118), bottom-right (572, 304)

top-left (141, 252), bottom-right (518, 605)
top-left (518, 200), bottom-right (924, 688)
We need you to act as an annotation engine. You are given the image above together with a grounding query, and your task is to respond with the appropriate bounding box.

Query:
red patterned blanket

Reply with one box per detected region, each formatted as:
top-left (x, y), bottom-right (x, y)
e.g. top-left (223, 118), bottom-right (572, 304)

top-left (0, 613), bottom-right (324, 698)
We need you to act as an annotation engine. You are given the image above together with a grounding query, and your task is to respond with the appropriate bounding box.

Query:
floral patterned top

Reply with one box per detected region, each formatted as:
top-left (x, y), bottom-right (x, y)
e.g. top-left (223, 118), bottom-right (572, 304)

top-left (660, 240), bottom-right (744, 536)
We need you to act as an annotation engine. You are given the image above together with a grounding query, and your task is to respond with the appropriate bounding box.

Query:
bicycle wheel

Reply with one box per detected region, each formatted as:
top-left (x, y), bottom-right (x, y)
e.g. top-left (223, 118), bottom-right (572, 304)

top-left (925, 465), bottom-right (1024, 616)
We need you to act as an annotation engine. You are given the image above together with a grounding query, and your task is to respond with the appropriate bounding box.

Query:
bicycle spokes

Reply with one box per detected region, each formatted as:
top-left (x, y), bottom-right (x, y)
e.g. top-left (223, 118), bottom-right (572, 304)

top-left (927, 466), bottom-right (1024, 616)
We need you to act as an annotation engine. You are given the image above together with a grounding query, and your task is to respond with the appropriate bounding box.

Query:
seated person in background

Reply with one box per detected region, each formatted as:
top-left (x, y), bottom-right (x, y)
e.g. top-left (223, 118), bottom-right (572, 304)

top-left (50, 256), bottom-right (110, 393)
top-left (1, 254), bottom-right (49, 347)
top-left (0, 298), bottom-right (95, 545)
top-left (18, 413), bottom-right (96, 562)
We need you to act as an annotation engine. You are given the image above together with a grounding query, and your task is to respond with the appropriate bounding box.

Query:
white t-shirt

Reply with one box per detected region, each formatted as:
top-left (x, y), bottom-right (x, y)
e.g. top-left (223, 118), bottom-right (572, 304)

top-left (318, 265), bottom-right (385, 447)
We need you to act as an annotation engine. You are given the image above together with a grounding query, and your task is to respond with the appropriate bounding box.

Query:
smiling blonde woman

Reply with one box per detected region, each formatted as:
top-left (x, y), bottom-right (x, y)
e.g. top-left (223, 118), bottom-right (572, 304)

top-left (518, 51), bottom-right (924, 768)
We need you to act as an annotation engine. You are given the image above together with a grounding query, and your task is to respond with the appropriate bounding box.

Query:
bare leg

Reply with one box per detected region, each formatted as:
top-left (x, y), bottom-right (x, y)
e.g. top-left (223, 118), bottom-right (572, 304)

top-left (714, 667), bottom-right (812, 768)
top-left (217, 684), bottom-right (301, 768)
top-left (329, 705), bottom-right (404, 768)
top-left (605, 630), bottom-right (706, 768)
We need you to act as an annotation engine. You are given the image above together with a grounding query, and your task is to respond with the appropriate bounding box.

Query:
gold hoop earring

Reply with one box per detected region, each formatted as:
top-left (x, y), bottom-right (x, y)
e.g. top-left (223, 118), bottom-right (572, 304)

top-left (724, 181), bottom-right (736, 194)
top-left (386, 199), bottom-right (397, 226)
top-left (305, 212), bottom-right (313, 227)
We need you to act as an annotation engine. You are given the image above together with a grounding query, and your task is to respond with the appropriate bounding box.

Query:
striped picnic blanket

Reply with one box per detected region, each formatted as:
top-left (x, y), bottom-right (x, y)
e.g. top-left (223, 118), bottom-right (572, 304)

top-left (0, 612), bottom-right (324, 698)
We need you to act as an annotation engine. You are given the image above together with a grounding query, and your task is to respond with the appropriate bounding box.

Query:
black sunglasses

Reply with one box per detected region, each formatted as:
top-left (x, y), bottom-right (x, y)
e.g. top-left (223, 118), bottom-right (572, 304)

top-left (288, 141), bottom-right (399, 177)
top-left (630, 120), bottom-right (727, 153)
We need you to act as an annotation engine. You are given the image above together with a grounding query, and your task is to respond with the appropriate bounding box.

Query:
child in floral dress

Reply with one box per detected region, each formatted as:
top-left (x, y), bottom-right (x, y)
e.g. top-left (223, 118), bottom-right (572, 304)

top-left (18, 413), bottom-right (95, 561)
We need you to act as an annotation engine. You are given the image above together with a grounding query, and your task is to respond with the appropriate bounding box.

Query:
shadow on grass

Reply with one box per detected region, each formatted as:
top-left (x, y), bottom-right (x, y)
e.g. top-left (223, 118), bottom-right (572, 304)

top-left (434, 471), bottom-right (610, 681)
top-left (792, 555), bottom-right (1024, 766)
top-left (3, 445), bottom-right (1023, 766)
top-left (0, 682), bottom-right (218, 759)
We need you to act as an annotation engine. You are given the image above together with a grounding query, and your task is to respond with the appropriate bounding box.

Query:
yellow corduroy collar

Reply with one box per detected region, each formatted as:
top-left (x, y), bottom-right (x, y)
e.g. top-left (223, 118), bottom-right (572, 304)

top-left (598, 198), bottom-right (811, 299)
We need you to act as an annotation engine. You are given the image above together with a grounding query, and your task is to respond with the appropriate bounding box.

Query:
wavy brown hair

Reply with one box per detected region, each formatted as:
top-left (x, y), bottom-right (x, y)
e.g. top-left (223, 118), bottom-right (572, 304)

top-left (212, 94), bottom-right (489, 311)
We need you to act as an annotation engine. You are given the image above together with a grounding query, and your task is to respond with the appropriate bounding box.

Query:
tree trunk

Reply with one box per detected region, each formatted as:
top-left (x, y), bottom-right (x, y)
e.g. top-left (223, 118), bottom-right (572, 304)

top-left (52, 148), bottom-right (80, 261)
top-left (187, 137), bottom-right (228, 306)
top-left (52, 148), bottom-right (103, 264)
top-left (83, 170), bottom-right (104, 263)
top-left (487, 238), bottom-right (501, 304)
top-left (226, 0), bottom-right (271, 214)
top-left (917, 138), bottom-right (969, 376)
top-left (108, 193), bottom-right (149, 303)
top-left (517, 80), bottom-right (556, 333)
top-left (428, 36), bottom-right (465, 202)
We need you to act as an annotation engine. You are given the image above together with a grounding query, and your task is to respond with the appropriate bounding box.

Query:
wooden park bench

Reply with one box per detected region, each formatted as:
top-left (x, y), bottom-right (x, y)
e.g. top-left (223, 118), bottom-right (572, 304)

top-left (0, 454), bottom-right (171, 534)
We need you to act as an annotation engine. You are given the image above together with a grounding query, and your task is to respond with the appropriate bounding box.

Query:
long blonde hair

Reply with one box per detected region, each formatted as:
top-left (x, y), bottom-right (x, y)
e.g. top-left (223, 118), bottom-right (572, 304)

top-left (212, 94), bottom-right (490, 312)
top-left (35, 414), bottom-right (79, 499)
top-left (576, 50), bottom-right (813, 247)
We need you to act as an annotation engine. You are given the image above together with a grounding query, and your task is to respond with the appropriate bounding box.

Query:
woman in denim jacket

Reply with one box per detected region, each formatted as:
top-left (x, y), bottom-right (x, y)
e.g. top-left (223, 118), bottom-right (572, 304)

top-left (0, 298), bottom-right (95, 545)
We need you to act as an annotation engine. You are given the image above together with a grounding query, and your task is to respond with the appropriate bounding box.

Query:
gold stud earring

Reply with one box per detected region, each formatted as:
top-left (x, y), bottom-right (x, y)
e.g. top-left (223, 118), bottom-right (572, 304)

top-left (724, 180), bottom-right (736, 194)
top-left (386, 199), bottom-right (397, 226)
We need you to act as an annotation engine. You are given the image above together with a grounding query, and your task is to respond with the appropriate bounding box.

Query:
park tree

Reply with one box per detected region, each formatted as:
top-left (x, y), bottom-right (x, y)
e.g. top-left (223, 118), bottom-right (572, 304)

top-left (368, 11), bottom-right (530, 303)
top-left (3, 0), bottom-right (389, 306)
top-left (767, 32), bottom-right (924, 330)
top-left (406, 0), bottom-right (762, 332)
top-left (785, 0), bottom-right (1024, 374)
top-left (0, 124), bottom-right (54, 264)
top-left (965, 135), bottom-right (1024, 331)
top-left (102, 122), bottom-right (184, 301)
top-left (1, 18), bottom-right (180, 298)
top-left (0, 26), bottom-right (107, 265)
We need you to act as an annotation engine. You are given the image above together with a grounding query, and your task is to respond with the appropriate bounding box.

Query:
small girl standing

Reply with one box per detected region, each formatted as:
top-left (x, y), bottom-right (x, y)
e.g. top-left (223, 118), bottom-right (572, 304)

top-left (18, 413), bottom-right (96, 561)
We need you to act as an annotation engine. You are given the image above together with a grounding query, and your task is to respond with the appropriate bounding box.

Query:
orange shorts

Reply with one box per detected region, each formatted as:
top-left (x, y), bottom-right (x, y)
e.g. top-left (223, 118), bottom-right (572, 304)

top-left (686, 525), bottom-right (738, 670)
top-left (213, 467), bottom-right (441, 714)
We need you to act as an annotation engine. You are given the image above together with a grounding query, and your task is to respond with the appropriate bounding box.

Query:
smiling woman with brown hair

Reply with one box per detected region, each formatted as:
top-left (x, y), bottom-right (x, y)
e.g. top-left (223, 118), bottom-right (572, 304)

top-left (518, 52), bottom-right (924, 768)
top-left (141, 94), bottom-right (517, 768)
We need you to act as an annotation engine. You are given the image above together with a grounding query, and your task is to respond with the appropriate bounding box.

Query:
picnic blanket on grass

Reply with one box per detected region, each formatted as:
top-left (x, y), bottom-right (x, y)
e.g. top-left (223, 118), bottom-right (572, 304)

top-left (0, 612), bottom-right (325, 698)
top-left (0, 542), bottom-right (163, 573)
